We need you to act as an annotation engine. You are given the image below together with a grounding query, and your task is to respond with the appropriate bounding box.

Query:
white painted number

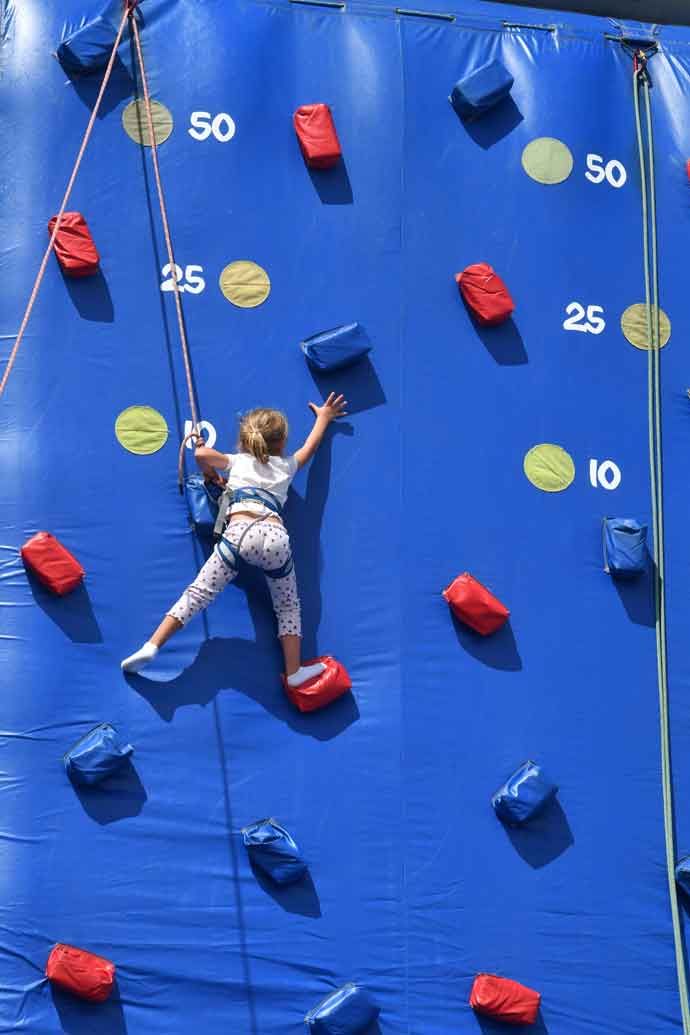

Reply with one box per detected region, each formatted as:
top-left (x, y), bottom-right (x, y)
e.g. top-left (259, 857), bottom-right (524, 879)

top-left (184, 420), bottom-right (217, 449)
top-left (563, 302), bottom-right (606, 335)
top-left (188, 111), bottom-right (236, 142)
top-left (585, 154), bottom-right (627, 189)
top-left (160, 264), bottom-right (206, 294)
top-left (589, 459), bottom-right (621, 490)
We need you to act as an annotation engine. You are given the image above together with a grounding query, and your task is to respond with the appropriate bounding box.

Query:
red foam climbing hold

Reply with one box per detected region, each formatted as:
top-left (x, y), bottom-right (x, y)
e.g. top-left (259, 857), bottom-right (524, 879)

top-left (443, 572), bottom-right (509, 635)
top-left (48, 212), bottom-right (100, 277)
top-left (21, 532), bottom-right (85, 596)
top-left (455, 262), bottom-right (514, 326)
top-left (686, 158), bottom-right (690, 182)
top-left (293, 104), bottom-right (342, 169)
top-left (282, 655), bottom-right (352, 712)
top-left (45, 943), bottom-right (115, 1002)
top-left (470, 973), bottom-right (541, 1026)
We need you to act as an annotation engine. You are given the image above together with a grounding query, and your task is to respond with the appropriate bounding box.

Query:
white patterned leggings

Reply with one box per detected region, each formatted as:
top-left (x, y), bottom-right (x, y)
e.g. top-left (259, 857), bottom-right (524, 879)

top-left (167, 519), bottom-right (301, 638)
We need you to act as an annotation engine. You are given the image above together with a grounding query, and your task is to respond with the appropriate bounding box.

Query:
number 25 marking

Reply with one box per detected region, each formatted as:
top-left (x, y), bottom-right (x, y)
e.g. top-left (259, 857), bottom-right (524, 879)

top-left (160, 264), bottom-right (206, 294)
top-left (563, 302), bottom-right (605, 335)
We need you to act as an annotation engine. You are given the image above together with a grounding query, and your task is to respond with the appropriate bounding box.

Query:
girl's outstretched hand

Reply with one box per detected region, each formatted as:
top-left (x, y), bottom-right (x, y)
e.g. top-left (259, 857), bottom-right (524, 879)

top-left (308, 392), bottom-right (348, 422)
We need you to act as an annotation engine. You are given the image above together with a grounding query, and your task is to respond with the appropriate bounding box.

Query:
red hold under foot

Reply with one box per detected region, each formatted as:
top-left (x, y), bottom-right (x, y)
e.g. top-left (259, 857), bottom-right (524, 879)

top-left (46, 943), bottom-right (115, 1002)
top-left (48, 212), bottom-right (100, 277)
top-left (282, 655), bottom-right (352, 712)
top-left (443, 572), bottom-right (509, 636)
top-left (21, 532), bottom-right (85, 596)
top-left (293, 104), bottom-right (342, 169)
top-left (470, 973), bottom-right (541, 1026)
top-left (455, 262), bottom-right (514, 326)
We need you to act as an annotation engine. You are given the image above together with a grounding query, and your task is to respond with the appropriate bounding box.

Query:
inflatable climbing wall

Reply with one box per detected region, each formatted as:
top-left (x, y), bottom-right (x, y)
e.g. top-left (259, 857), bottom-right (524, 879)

top-left (4, 0), bottom-right (690, 1032)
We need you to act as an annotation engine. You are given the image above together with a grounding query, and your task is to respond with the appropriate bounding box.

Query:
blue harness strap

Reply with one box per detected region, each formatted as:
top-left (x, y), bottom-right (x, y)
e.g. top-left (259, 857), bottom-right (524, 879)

top-left (232, 487), bottom-right (282, 514)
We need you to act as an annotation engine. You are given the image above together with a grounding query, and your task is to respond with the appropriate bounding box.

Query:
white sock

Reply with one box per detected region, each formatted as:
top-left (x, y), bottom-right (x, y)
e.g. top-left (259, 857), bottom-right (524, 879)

top-left (287, 662), bottom-right (326, 688)
top-left (121, 642), bottom-right (159, 673)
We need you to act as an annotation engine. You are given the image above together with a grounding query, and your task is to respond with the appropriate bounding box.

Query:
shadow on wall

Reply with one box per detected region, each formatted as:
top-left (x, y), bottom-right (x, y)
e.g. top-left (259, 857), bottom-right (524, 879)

top-left (475, 1008), bottom-right (548, 1034)
top-left (61, 268), bottom-right (114, 323)
top-left (26, 570), bottom-right (103, 644)
top-left (306, 359), bottom-right (385, 414)
top-left (610, 559), bottom-right (655, 628)
top-left (473, 317), bottom-right (527, 366)
top-left (451, 616), bottom-right (522, 672)
top-left (127, 635), bottom-right (359, 740)
top-left (51, 980), bottom-right (127, 1035)
top-left (68, 54), bottom-right (134, 119)
top-left (307, 158), bottom-right (354, 204)
top-left (249, 862), bottom-right (322, 919)
top-left (459, 95), bottom-right (524, 150)
top-left (70, 759), bottom-right (147, 825)
top-left (499, 797), bottom-right (573, 869)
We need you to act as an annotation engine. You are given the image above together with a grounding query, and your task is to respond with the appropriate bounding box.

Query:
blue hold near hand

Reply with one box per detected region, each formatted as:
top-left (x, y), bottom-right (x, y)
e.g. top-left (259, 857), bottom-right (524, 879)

top-left (301, 323), bottom-right (372, 373)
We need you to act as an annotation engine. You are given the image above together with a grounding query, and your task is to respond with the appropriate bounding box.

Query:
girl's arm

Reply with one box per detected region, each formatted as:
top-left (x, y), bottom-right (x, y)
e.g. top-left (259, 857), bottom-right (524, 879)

top-left (195, 446), bottom-right (230, 485)
top-left (294, 393), bottom-right (347, 469)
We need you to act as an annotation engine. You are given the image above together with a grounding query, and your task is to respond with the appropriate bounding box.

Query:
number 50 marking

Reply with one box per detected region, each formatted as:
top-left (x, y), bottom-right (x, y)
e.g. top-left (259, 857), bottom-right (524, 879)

top-left (585, 154), bottom-right (627, 188)
top-left (189, 111), bottom-right (236, 142)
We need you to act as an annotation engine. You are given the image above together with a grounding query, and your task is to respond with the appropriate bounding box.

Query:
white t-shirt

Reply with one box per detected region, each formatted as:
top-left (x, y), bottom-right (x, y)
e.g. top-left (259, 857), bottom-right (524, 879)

top-left (225, 451), bottom-right (299, 516)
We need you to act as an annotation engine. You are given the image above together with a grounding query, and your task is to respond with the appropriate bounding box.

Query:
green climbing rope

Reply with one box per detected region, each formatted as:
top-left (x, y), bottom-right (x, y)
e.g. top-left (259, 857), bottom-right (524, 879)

top-left (633, 51), bottom-right (690, 1034)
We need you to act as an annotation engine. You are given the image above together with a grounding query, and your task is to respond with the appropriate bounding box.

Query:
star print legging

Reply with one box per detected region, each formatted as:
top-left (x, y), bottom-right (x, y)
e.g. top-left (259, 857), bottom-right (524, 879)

top-left (167, 519), bottom-right (301, 638)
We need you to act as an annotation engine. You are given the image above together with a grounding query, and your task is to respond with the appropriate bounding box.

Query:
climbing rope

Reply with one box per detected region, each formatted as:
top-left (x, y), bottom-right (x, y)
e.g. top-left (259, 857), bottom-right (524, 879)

top-left (632, 49), bottom-right (690, 1035)
top-left (129, 11), bottom-right (200, 441)
top-left (0, 1), bottom-right (134, 401)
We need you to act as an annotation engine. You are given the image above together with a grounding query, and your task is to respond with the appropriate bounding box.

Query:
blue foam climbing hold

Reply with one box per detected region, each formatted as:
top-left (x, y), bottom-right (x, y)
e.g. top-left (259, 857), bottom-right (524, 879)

top-left (305, 983), bottom-right (380, 1034)
top-left (301, 323), bottom-right (372, 373)
top-left (675, 856), bottom-right (690, 896)
top-left (64, 723), bottom-right (133, 786)
top-left (492, 761), bottom-right (558, 827)
top-left (450, 59), bottom-right (514, 121)
top-left (603, 518), bottom-right (648, 578)
top-left (56, 2), bottom-right (123, 76)
top-left (242, 818), bottom-right (307, 885)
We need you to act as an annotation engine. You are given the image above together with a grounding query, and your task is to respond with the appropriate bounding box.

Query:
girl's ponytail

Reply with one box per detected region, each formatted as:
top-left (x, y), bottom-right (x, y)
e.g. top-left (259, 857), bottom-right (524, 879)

top-left (239, 408), bottom-right (288, 464)
top-left (246, 423), bottom-right (269, 464)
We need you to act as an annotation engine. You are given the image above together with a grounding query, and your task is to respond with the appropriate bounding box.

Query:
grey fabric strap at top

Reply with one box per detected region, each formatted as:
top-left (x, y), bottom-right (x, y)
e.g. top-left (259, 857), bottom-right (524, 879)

top-left (213, 485), bottom-right (282, 540)
top-left (632, 51), bottom-right (690, 1035)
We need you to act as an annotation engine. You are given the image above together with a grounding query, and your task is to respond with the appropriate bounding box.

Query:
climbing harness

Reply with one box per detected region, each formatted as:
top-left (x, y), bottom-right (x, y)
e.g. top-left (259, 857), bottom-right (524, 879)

top-left (631, 46), bottom-right (690, 1035)
top-left (214, 486), bottom-right (292, 577)
top-left (0, 1), bottom-right (135, 401)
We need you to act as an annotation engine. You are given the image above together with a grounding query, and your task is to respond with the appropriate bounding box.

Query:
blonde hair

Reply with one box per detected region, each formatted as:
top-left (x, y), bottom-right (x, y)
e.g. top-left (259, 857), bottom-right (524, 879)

top-left (238, 408), bottom-right (288, 465)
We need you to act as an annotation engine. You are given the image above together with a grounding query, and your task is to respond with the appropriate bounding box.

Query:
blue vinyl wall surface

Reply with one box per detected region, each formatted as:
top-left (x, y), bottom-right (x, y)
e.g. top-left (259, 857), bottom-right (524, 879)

top-left (3, 0), bottom-right (690, 1032)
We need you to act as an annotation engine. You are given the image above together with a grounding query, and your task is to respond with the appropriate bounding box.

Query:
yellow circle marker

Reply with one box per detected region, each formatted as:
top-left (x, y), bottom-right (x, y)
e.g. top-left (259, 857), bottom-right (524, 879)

top-left (122, 99), bottom-right (173, 146)
top-left (621, 303), bottom-right (671, 350)
top-left (115, 406), bottom-right (169, 455)
top-left (524, 444), bottom-right (575, 493)
top-left (219, 260), bottom-right (271, 308)
top-left (521, 137), bottom-right (573, 185)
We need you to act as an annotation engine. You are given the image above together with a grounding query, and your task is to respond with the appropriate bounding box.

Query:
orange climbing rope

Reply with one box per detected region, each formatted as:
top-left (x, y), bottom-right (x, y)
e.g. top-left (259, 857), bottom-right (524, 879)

top-left (129, 12), bottom-right (200, 437)
top-left (0, 2), bottom-right (133, 402)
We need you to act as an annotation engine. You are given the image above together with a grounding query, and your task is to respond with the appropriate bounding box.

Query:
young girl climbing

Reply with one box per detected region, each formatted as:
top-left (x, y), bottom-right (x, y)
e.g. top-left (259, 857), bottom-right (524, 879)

top-left (121, 393), bottom-right (347, 685)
